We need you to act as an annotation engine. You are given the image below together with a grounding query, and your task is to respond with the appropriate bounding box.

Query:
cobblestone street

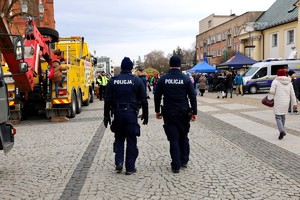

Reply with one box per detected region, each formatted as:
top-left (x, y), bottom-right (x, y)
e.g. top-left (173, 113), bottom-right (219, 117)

top-left (1, 92), bottom-right (300, 199)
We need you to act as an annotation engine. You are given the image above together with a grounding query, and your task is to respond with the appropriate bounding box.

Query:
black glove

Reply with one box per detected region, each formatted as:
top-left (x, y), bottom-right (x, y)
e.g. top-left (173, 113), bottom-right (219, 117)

top-left (141, 113), bottom-right (148, 125)
top-left (103, 116), bottom-right (111, 128)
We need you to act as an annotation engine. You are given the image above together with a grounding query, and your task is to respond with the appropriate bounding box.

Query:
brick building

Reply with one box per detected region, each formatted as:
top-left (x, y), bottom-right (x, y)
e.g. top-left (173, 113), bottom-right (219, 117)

top-left (2, 0), bottom-right (55, 35)
top-left (196, 12), bottom-right (263, 66)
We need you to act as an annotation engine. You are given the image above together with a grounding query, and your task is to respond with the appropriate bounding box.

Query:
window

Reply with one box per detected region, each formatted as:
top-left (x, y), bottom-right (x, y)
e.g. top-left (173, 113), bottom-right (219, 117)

top-left (228, 28), bottom-right (232, 35)
top-left (208, 20), bottom-right (212, 28)
top-left (287, 30), bottom-right (294, 44)
top-left (234, 44), bottom-right (239, 52)
top-left (228, 38), bottom-right (232, 47)
top-left (254, 67), bottom-right (267, 79)
top-left (272, 33), bottom-right (278, 47)
top-left (222, 32), bottom-right (227, 40)
top-left (234, 27), bottom-right (239, 37)
top-left (271, 65), bottom-right (288, 75)
top-left (216, 33), bottom-right (221, 42)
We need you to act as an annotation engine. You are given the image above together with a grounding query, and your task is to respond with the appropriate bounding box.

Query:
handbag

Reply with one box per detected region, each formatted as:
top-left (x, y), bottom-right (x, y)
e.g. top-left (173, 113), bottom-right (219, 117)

top-left (261, 95), bottom-right (274, 107)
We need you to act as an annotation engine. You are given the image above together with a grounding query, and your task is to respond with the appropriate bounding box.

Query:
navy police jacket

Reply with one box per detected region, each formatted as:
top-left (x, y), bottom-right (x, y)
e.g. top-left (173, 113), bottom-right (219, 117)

top-left (104, 70), bottom-right (148, 116)
top-left (154, 69), bottom-right (197, 115)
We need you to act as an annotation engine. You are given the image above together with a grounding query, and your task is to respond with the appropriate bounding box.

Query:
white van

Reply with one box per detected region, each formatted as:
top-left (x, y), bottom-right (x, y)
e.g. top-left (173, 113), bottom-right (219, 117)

top-left (242, 60), bottom-right (300, 94)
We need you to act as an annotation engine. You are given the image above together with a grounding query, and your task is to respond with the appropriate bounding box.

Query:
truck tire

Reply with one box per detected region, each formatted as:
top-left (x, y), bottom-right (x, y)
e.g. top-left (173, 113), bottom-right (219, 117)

top-left (83, 91), bottom-right (90, 106)
top-left (68, 91), bottom-right (76, 118)
top-left (76, 91), bottom-right (82, 114)
top-left (248, 85), bottom-right (258, 94)
top-left (37, 27), bottom-right (59, 43)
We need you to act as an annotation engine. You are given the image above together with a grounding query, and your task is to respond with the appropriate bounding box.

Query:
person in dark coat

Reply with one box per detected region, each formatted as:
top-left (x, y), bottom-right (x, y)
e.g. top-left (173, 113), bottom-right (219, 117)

top-left (288, 70), bottom-right (299, 114)
top-left (207, 73), bottom-right (214, 92)
top-left (103, 57), bottom-right (149, 175)
top-left (216, 73), bottom-right (226, 98)
top-left (224, 71), bottom-right (233, 98)
top-left (154, 55), bottom-right (197, 173)
top-left (212, 72), bottom-right (219, 92)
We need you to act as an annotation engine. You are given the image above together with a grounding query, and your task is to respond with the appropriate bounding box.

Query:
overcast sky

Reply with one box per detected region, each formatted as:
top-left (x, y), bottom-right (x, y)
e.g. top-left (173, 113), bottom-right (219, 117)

top-left (54, 0), bottom-right (276, 66)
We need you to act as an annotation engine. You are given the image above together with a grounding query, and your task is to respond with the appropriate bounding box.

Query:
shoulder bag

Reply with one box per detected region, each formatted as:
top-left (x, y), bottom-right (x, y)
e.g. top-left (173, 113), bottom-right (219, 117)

top-left (261, 95), bottom-right (274, 107)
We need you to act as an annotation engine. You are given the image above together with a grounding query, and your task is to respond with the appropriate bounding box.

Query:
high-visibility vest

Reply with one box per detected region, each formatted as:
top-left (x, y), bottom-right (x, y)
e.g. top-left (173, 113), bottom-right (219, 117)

top-left (99, 76), bottom-right (108, 86)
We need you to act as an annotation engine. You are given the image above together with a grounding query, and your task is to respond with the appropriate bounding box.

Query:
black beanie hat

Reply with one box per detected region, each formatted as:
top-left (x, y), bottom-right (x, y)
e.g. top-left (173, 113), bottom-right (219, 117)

top-left (288, 70), bottom-right (295, 76)
top-left (169, 55), bottom-right (181, 67)
top-left (121, 57), bottom-right (133, 70)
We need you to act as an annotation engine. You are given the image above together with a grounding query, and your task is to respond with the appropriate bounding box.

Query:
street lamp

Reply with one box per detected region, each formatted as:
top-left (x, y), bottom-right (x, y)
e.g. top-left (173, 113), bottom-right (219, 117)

top-left (38, 1), bottom-right (45, 19)
top-left (21, 1), bottom-right (28, 14)
top-left (20, 0), bottom-right (44, 19)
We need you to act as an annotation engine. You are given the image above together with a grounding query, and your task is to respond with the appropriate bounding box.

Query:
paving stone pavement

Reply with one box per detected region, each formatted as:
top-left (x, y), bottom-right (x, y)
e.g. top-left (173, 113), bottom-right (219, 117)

top-left (1, 92), bottom-right (300, 199)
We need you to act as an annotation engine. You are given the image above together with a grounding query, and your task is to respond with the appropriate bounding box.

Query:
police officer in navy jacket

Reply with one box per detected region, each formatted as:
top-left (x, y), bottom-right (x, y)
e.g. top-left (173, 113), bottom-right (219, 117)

top-left (103, 57), bottom-right (148, 175)
top-left (154, 55), bottom-right (197, 173)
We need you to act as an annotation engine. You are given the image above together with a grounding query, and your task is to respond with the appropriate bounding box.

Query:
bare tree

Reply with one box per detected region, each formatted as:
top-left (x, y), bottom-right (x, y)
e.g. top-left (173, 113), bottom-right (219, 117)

top-left (144, 50), bottom-right (168, 73)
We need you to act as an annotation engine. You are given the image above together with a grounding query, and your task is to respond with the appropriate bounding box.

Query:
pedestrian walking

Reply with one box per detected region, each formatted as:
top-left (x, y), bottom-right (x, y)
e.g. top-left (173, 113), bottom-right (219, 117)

top-left (234, 70), bottom-right (244, 96)
top-left (287, 70), bottom-right (299, 114)
top-left (207, 73), bottom-right (214, 92)
top-left (224, 71), bottom-right (233, 98)
top-left (136, 66), bottom-right (148, 97)
top-left (198, 74), bottom-right (207, 96)
top-left (103, 57), bottom-right (149, 175)
top-left (216, 73), bottom-right (226, 98)
top-left (269, 69), bottom-right (297, 140)
top-left (97, 71), bottom-right (109, 101)
top-left (154, 55), bottom-right (197, 173)
top-left (193, 73), bottom-right (200, 95)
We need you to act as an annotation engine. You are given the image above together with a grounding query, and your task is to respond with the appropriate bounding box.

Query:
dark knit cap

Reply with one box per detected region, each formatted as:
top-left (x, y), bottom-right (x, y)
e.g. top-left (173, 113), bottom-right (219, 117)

top-left (169, 55), bottom-right (181, 67)
top-left (288, 70), bottom-right (295, 76)
top-left (121, 57), bottom-right (133, 70)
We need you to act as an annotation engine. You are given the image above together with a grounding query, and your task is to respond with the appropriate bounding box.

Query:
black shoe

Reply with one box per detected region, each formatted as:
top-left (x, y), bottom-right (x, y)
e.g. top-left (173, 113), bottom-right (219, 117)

top-left (172, 168), bottom-right (180, 173)
top-left (115, 164), bottom-right (123, 173)
top-left (125, 168), bottom-right (137, 175)
top-left (217, 96), bottom-right (219, 98)
top-left (278, 132), bottom-right (285, 140)
top-left (181, 163), bottom-right (188, 168)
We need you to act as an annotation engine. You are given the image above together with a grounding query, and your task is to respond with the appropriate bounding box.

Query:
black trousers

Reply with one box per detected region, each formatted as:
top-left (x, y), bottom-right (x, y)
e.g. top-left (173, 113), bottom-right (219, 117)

top-left (162, 109), bottom-right (190, 170)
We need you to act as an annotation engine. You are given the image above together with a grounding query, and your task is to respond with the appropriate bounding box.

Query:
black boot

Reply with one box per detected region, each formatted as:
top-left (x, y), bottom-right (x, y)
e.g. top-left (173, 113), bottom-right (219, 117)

top-left (278, 132), bottom-right (286, 140)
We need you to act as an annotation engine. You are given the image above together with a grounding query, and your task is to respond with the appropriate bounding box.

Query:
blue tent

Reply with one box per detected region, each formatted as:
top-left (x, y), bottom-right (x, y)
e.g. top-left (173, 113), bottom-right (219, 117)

top-left (217, 52), bottom-right (257, 69)
top-left (186, 61), bottom-right (216, 73)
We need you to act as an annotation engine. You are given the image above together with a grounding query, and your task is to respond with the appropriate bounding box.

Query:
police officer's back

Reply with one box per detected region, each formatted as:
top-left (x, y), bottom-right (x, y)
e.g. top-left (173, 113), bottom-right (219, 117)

top-left (103, 57), bottom-right (148, 175)
top-left (154, 55), bottom-right (197, 173)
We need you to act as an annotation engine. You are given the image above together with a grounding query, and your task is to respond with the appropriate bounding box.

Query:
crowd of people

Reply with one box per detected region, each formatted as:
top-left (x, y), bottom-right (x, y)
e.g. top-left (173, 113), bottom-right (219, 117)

top-left (187, 70), bottom-right (244, 98)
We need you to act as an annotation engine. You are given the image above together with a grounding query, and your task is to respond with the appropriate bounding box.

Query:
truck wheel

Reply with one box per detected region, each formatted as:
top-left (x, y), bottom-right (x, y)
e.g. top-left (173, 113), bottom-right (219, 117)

top-left (76, 91), bottom-right (82, 114)
top-left (249, 85), bottom-right (258, 94)
top-left (68, 91), bottom-right (76, 118)
top-left (37, 27), bottom-right (59, 43)
top-left (83, 91), bottom-right (90, 106)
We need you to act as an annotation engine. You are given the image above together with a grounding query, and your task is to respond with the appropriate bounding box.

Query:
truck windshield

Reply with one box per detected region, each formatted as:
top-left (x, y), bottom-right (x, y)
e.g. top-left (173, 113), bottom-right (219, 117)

top-left (243, 67), bottom-right (259, 77)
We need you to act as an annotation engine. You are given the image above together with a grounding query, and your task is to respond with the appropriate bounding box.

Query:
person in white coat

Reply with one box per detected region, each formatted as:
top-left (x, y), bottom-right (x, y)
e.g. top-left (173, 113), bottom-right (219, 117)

top-left (269, 69), bottom-right (297, 140)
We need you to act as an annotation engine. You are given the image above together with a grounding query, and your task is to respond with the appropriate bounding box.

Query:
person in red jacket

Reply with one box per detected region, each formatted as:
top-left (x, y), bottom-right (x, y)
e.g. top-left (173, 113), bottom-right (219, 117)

top-left (51, 59), bottom-right (69, 97)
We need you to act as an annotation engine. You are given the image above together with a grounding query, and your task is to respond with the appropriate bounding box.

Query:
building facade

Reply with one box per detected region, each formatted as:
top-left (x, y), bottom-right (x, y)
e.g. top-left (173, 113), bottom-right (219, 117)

top-left (196, 12), bottom-right (263, 66)
top-left (2, 0), bottom-right (55, 35)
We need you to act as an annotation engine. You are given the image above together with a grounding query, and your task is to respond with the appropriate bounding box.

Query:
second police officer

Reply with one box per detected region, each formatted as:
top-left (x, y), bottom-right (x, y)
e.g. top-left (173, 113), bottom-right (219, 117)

top-left (154, 55), bottom-right (197, 173)
top-left (103, 57), bottom-right (149, 175)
